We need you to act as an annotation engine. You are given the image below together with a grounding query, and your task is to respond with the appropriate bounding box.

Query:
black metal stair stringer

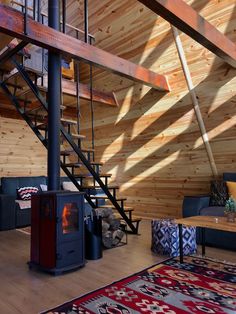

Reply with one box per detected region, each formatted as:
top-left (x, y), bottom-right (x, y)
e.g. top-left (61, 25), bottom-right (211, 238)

top-left (4, 58), bottom-right (137, 234)
top-left (0, 78), bottom-right (96, 210)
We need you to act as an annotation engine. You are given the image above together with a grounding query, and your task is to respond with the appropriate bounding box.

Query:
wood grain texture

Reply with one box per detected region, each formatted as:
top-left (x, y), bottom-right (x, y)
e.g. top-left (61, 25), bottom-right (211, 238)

top-left (138, 0), bottom-right (236, 67)
top-left (175, 216), bottom-right (236, 232)
top-left (77, 0), bottom-right (236, 219)
top-left (0, 4), bottom-right (170, 91)
top-left (0, 116), bottom-right (47, 176)
top-left (0, 221), bottom-right (235, 313)
top-left (0, 1), bottom-right (236, 220)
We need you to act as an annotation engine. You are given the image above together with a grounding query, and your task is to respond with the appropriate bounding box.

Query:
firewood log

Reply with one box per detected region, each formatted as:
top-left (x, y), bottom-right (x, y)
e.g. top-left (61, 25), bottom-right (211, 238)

top-left (108, 218), bottom-right (120, 231)
top-left (112, 229), bottom-right (125, 246)
top-left (102, 221), bottom-right (109, 233)
top-left (102, 231), bottom-right (113, 248)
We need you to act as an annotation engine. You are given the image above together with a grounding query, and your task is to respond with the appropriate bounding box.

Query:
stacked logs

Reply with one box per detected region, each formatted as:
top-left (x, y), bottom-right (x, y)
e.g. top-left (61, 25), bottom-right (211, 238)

top-left (95, 207), bottom-right (125, 248)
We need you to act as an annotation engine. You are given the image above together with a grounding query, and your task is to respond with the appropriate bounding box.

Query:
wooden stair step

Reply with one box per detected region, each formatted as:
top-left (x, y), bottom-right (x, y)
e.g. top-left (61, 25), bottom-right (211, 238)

top-left (24, 66), bottom-right (44, 77)
top-left (26, 105), bottom-right (65, 115)
top-left (81, 185), bottom-right (119, 190)
top-left (74, 173), bottom-right (112, 178)
top-left (70, 133), bottom-right (86, 140)
top-left (60, 148), bottom-right (95, 156)
top-left (90, 195), bottom-right (127, 201)
top-left (60, 117), bottom-right (77, 125)
top-left (100, 205), bottom-right (133, 212)
top-left (63, 161), bottom-right (103, 167)
top-left (60, 133), bottom-right (86, 140)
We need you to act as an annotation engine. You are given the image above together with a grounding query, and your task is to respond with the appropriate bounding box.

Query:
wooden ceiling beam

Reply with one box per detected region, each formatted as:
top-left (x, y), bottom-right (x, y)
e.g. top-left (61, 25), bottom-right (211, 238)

top-left (138, 0), bottom-right (236, 68)
top-left (0, 5), bottom-right (170, 91)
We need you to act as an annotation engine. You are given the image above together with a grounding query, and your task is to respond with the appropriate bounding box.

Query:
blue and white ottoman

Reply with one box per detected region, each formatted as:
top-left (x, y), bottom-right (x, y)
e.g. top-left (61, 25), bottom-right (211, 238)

top-left (151, 219), bottom-right (197, 257)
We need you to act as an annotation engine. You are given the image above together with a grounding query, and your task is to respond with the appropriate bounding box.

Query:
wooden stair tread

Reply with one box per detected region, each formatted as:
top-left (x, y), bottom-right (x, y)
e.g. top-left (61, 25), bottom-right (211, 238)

top-left (24, 66), bottom-right (44, 77)
top-left (71, 133), bottom-right (86, 139)
top-left (100, 205), bottom-right (133, 212)
top-left (81, 185), bottom-right (119, 190)
top-left (90, 195), bottom-right (127, 201)
top-left (74, 173), bottom-right (112, 178)
top-left (60, 117), bottom-right (77, 125)
top-left (27, 105), bottom-right (65, 115)
top-left (63, 161), bottom-right (103, 167)
top-left (60, 148), bottom-right (95, 156)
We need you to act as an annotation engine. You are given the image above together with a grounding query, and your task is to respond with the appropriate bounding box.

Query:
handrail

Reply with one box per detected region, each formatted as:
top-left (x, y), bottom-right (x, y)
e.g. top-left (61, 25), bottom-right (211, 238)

top-left (12, 0), bottom-right (95, 40)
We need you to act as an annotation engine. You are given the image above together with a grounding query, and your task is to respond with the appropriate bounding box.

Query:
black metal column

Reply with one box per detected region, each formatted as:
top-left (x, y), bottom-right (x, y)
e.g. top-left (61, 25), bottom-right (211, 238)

top-left (47, 0), bottom-right (61, 190)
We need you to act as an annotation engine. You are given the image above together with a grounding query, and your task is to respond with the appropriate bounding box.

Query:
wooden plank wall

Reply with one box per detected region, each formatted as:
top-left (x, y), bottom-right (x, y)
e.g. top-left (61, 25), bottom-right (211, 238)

top-left (0, 115), bottom-right (47, 176)
top-left (77, 0), bottom-right (236, 219)
top-left (0, 0), bottom-right (235, 220)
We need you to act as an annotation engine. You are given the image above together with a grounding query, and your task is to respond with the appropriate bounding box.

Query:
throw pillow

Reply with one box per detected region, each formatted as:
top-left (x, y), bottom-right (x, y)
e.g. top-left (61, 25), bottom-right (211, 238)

top-left (226, 181), bottom-right (236, 199)
top-left (210, 180), bottom-right (228, 206)
top-left (17, 186), bottom-right (39, 201)
top-left (40, 184), bottom-right (48, 192)
top-left (62, 181), bottom-right (79, 191)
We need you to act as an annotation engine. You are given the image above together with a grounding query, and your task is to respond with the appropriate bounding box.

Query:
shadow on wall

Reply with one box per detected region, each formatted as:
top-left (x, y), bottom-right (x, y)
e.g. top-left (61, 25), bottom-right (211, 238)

top-left (83, 1), bottom-right (236, 218)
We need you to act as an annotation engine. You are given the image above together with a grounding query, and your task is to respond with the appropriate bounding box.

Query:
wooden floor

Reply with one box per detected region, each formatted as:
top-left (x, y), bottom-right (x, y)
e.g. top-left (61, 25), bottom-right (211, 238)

top-left (0, 220), bottom-right (235, 314)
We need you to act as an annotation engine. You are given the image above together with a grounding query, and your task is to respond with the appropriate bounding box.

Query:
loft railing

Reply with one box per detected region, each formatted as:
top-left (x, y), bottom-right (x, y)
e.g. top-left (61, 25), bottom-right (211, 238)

top-left (12, 0), bottom-right (95, 42)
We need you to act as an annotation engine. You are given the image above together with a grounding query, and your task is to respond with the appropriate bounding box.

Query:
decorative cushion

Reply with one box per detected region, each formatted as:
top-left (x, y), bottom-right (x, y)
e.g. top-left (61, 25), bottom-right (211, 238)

top-left (40, 184), bottom-right (48, 192)
top-left (17, 186), bottom-right (39, 200)
top-left (226, 181), bottom-right (236, 199)
top-left (210, 180), bottom-right (228, 206)
top-left (15, 200), bottom-right (31, 210)
top-left (151, 219), bottom-right (197, 257)
top-left (62, 181), bottom-right (79, 191)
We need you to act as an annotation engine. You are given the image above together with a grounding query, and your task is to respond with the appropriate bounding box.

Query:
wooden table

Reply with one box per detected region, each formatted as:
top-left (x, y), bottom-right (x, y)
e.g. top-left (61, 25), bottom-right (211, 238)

top-left (175, 216), bottom-right (236, 263)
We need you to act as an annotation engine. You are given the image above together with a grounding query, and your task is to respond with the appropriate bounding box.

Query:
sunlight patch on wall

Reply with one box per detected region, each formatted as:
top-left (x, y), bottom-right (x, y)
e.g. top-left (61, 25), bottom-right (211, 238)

top-left (125, 109), bottom-right (194, 166)
top-left (115, 86), bottom-right (134, 124)
top-left (130, 91), bottom-right (191, 141)
top-left (101, 133), bottom-right (125, 160)
top-left (194, 116), bottom-right (236, 149)
top-left (119, 151), bottom-right (180, 193)
top-left (207, 77), bottom-right (236, 114)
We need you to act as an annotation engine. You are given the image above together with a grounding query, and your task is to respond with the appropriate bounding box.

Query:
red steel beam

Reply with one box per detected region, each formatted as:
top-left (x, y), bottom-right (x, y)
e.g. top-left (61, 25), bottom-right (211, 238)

top-left (0, 5), bottom-right (170, 91)
top-left (62, 79), bottom-right (119, 107)
top-left (138, 0), bottom-right (236, 68)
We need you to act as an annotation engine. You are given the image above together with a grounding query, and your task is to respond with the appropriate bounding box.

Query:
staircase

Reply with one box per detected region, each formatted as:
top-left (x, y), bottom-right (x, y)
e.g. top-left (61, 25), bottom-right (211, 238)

top-left (0, 41), bottom-right (141, 234)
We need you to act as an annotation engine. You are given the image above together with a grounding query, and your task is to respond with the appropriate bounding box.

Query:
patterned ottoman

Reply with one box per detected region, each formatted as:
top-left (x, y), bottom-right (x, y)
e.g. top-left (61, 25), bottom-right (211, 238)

top-left (151, 219), bottom-right (197, 257)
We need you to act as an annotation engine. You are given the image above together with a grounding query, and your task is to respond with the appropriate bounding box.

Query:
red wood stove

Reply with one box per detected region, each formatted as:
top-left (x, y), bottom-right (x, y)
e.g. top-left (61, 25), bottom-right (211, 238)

top-left (29, 191), bottom-right (85, 275)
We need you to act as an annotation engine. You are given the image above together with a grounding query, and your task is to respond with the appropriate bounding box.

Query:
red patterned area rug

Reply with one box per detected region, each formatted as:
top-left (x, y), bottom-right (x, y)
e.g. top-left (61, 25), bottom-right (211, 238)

top-left (41, 256), bottom-right (236, 314)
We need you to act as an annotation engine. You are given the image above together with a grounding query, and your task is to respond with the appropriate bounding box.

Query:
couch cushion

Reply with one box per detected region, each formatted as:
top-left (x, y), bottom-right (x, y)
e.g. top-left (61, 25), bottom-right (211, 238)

top-left (200, 206), bottom-right (225, 217)
top-left (209, 180), bottom-right (228, 206)
top-left (1, 176), bottom-right (46, 197)
top-left (17, 186), bottom-right (39, 200)
top-left (223, 173), bottom-right (236, 182)
top-left (226, 181), bottom-right (236, 199)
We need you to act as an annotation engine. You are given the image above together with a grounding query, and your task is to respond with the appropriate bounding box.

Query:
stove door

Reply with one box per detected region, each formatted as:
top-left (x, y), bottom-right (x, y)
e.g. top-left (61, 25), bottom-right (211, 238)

top-left (57, 193), bottom-right (84, 243)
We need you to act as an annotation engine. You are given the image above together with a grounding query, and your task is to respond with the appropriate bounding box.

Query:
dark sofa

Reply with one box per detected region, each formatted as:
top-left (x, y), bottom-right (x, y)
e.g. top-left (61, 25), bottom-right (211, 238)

top-left (0, 176), bottom-right (47, 230)
top-left (182, 172), bottom-right (236, 251)
top-left (0, 176), bottom-right (104, 231)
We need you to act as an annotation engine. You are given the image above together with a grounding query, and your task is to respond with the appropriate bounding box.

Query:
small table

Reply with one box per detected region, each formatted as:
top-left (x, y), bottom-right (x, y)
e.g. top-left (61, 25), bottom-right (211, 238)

top-left (175, 216), bottom-right (236, 263)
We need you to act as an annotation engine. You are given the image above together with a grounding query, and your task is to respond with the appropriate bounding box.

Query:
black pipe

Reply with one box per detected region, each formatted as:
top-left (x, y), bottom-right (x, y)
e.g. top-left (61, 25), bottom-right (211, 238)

top-left (33, 0), bottom-right (36, 20)
top-left (62, 0), bottom-right (66, 34)
top-left (84, 0), bottom-right (88, 43)
top-left (47, 0), bottom-right (61, 191)
top-left (24, 0), bottom-right (28, 35)
top-left (37, 0), bottom-right (41, 22)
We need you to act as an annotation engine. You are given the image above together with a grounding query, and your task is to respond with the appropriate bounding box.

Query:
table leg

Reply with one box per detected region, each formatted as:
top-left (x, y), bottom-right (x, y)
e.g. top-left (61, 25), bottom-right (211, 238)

top-left (201, 227), bottom-right (205, 257)
top-left (178, 224), bottom-right (183, 263)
